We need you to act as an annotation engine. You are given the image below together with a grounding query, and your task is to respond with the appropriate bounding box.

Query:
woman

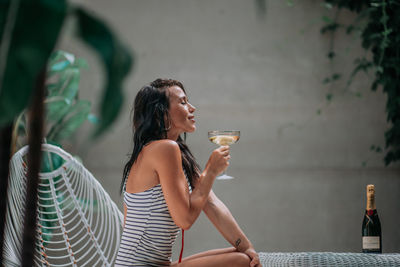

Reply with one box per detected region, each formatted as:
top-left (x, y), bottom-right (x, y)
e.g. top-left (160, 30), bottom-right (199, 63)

top-left (115, 78), bottom-right (260, 267)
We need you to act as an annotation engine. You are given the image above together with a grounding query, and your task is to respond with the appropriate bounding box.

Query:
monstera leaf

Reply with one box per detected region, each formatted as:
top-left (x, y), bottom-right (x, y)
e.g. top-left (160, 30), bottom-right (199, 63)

top-left (12, 50), bottom-right (95, 151)
top-left (0, 1), bottom-right (133, 139)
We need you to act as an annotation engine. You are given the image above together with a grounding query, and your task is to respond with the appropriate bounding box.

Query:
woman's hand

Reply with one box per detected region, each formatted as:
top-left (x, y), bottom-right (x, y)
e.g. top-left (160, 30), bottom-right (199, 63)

top-left (205, 146), bottom-right (230, 177)
top-left (243, 247), bottom-right (260, 267)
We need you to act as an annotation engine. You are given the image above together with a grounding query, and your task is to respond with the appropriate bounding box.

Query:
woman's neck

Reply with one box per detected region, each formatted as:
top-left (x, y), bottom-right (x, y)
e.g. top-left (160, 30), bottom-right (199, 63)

top-left (167, 130), bottom-right (181, 141)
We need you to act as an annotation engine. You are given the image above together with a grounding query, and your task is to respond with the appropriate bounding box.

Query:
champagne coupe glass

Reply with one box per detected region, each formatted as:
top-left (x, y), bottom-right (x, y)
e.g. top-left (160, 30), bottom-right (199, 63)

top-left (208, 130), bottom-right (240, 180)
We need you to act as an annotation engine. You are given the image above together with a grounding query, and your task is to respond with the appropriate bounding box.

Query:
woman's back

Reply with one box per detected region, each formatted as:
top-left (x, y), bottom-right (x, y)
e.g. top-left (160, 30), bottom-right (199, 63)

top-left (115, 183), bottom-right (180, 266)
top-left (124, 142), bottom-right (161, 194)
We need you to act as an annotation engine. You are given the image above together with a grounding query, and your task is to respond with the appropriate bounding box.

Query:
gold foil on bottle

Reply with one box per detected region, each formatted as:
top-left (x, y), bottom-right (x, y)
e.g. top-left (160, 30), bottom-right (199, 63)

top-left (366, 184), bottom-right (376, 211)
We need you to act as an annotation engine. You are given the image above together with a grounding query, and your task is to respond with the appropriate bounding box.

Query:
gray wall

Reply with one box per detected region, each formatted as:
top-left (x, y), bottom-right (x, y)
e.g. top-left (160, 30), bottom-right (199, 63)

top-left (59, 0), bottom-right (400, 259)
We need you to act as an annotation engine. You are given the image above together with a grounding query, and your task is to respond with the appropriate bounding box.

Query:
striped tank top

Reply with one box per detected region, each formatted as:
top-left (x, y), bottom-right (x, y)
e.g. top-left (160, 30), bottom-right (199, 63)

top-left (114, 184), bottom-right (181, 266)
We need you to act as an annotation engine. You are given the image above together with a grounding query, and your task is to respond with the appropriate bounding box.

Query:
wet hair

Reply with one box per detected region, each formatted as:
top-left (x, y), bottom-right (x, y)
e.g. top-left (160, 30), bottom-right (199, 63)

top-left (121, 78), bottom-right (201, 193)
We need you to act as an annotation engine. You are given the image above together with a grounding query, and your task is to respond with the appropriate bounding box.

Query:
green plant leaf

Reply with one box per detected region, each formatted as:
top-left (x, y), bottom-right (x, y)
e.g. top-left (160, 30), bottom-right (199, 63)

top-left (320, 23), bottom-right (340, 34)
top-left (50, 100), bottom-right (91, 142)
top-left (323, 77), bottom-right (331, 84)
top-left (346, 25), bottom-right (354, 34)
top-left (286, 0), bottom-right (294, 7)
top-left (48, 50), bottom-right (69, 67)
top-left (48, 69), bottom-right (73, 97)
top-left (48, 50), bottom-right (88, 76)
top-left (60, 68), bottom-right (80, 101)
top-left (362, 161), bottom-right (367, 167)
top-left (323, 3), bottom-right (333, 9)
top-left (48, 67), bottom-right (80, 98)
top-left (41, 144), bottom-right (65, 173)
top-left (0, 2), bottom-right (10, 35)
top-left (45, 96), bottom-right (71, 123)
top-left (322, 15), bottom-right (333, 24)
top-left (74, 7), bottom-right (133, 138)
top-left (50, 60), bottom-right (72, 73)
top-left (371, 80), bottom-right (379, 91)
top-left (87, 113), bottom-right (99, 124)
top-left (332, 73), bottom-right (341, 80)
top-left (326, 93), bottom-right (333, 102)
top-left (73, 58), bottom-right (89, 69)
top-left (0, 0), bottom-right (67, 127)
top-left (254, 0), bottom-right (267, 17)
top-left (45, 66), bottom-right (80, 124)
top-left (370, 2), bottom-right (382, 8)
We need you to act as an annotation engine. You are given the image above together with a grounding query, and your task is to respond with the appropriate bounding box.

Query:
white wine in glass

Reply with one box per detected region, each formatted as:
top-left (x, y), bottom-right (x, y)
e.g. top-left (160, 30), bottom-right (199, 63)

top-left (208, 130), bottom-right (240, 180)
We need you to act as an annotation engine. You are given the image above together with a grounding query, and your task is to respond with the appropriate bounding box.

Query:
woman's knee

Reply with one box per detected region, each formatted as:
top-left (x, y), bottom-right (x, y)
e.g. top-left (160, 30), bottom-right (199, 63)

top-left (233, 252), bottom-right (251, 267)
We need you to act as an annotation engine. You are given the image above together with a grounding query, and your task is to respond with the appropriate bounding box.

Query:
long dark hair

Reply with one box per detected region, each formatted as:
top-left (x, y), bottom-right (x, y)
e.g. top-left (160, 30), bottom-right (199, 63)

top-left (121, 78), bottom-right (201, 193)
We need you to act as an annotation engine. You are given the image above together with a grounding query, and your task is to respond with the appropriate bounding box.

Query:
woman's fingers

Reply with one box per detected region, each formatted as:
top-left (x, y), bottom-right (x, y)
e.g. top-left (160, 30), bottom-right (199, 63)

top-left (250, 255), bottom-right (260, 267)
top-left (219, 145), bottom-right (230, 152)
top-left (220, 146), bottom-right (230, 163)
top-left (207, 146), bottom-right (231, 175)
top-left (218, 146), bottom-right (230, 155)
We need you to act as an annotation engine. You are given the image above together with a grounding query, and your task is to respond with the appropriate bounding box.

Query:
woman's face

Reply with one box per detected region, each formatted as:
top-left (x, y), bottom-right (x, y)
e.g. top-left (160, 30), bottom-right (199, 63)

top-left (167, 86), bottom-right (196, 135)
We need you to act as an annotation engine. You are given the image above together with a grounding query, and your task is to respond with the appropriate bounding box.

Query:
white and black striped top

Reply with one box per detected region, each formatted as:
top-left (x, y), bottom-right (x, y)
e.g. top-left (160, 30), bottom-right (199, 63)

top-left (114, 184), bottom-right (181, 266)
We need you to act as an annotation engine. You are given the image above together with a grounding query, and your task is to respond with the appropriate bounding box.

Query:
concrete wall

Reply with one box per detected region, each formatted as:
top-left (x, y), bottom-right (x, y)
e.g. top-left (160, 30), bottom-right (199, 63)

top-left (59, 0), bottom-right (400, 259)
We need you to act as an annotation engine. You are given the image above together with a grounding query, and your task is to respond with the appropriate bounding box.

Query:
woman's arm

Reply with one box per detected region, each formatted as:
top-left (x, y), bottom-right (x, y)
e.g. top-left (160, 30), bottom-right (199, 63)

top-left (203, 190), bottom-right (260, 266)
top-left (153, 140), bottom-right (229, 230)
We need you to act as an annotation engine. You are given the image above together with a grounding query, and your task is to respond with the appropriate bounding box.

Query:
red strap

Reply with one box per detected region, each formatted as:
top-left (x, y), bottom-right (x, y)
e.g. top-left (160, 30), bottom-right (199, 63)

top-left (178, 229), bottom-right (184, 263)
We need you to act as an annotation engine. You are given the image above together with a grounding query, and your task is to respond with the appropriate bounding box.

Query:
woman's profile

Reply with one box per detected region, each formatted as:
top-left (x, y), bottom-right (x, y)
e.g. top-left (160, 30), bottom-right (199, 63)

top-left (115, 78), bottom-right (260, 266)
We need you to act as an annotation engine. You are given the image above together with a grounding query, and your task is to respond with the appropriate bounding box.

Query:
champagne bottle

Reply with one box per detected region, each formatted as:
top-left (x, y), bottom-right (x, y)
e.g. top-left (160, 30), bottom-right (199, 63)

top-left (362, 184), bottom-right (382, 253)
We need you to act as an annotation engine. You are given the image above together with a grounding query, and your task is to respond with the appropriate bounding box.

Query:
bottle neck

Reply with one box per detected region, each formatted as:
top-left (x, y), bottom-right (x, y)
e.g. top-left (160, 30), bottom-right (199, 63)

top-left (366, 194), bottom-right (376, 211)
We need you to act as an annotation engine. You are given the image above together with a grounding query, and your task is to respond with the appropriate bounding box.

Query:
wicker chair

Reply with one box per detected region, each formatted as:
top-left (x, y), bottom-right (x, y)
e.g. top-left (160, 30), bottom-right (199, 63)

top-left (259, 252), bottom-right (400, 266)
top-left (3, 144), bottom-right (123, 266)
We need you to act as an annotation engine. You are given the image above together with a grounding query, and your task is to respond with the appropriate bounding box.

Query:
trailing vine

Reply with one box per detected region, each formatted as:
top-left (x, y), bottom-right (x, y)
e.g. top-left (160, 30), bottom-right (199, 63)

top-left (320, 0), bottom-right (400, 165)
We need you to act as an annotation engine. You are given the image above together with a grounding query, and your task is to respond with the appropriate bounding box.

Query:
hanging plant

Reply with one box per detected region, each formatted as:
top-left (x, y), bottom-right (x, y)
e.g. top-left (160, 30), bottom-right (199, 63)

top-left (320, 0), bottom-right (400, 165)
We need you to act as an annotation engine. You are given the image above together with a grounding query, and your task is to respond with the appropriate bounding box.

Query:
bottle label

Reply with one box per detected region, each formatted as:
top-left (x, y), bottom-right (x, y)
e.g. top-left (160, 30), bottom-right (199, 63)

top-left (363, 236), bottom-right (380, 249)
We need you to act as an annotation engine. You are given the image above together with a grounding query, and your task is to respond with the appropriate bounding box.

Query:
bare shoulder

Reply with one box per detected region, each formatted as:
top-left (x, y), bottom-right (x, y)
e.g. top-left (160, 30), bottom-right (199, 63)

top-left (145, 140), bottom-right (184, 182)
top-left (145, 139), bottom-right (181, 158)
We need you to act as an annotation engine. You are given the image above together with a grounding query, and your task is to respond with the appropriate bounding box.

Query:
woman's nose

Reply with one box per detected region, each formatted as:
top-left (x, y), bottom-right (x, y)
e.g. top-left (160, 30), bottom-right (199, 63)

top-left (189, 103), bottom-right (196, 112)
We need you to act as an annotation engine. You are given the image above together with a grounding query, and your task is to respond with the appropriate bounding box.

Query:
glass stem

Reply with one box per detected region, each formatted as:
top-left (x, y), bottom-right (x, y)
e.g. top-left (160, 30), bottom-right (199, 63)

top-left (221, 144), bottom-right (228, 176)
